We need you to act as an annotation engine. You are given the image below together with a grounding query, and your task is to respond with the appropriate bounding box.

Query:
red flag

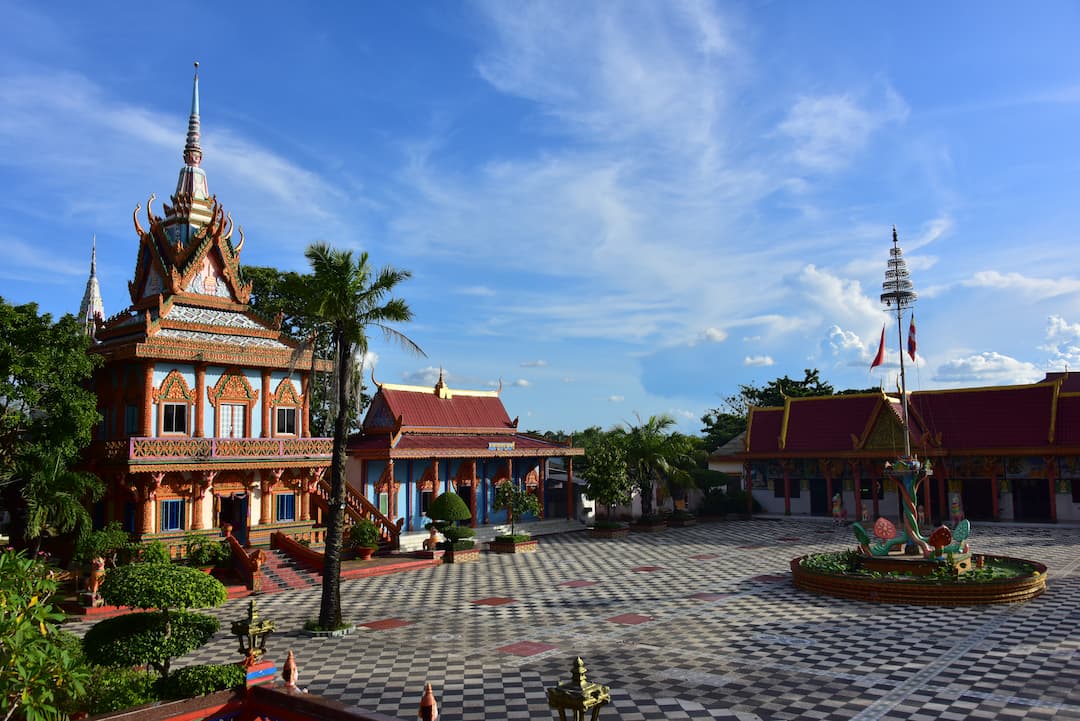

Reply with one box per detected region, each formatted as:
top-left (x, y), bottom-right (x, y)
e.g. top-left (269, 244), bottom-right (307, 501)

top-left (870, 325), bottom-right (886, 370)
top-left (907, 314), bottom-right (917, 361)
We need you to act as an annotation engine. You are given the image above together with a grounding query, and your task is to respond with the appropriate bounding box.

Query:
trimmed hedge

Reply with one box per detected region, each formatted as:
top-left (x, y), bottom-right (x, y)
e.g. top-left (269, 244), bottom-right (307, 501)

top-left (85, 668), bottom-right (159, 714)
top-left (157, 664), bottom-right (246, 700)
top-left (83, 611), bottom-right (219, 674)
top-left (101, 562), bottom-right (228, 611)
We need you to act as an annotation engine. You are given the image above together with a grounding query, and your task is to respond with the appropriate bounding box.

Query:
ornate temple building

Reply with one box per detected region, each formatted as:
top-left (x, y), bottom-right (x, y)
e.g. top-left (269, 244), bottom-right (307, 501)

top-left (737, 373), bottom-right (1080, 524)
top-left (83, 67), bottom-right (341, 555)
top-left (347, 373), bottom-right (584, 532)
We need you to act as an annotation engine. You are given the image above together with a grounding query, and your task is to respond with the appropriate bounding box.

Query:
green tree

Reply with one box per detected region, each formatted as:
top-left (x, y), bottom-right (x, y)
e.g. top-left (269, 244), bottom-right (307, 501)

top-left (243, 266), bottom-right (367, 436)
top-left (580, 437), bottom-right (631, 523)
top-left (699, 409), bottom-right (745, 452)
top-left (301, 243), bottom-right (423, 631)
top-left (21, 457), bottom-right (102, 556)
top-left (0, 300), bottom-right (102, 548)
top-left (618, 414), bottom-right (693, 518)
top-left (0, 549), bottom-right (93, 721)
top-left (82, 563), bottom-right (226, 677)
top-left (493, 481), bottom-right (542, 537)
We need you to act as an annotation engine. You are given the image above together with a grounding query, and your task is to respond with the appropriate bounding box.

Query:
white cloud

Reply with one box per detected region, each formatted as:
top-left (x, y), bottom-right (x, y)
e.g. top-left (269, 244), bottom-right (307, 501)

top-left (744, 355), bottom-right (774, 367)
top-left (1040, 315), bottom-right (1080, 369)
top-left (607, 395), bottom-right (624, 402)
top-left (511, 378), bottom-right (531, 387)
top-left (933, 352), bottom-right (1041, 385)
top-left (962, 271), bottom-right (1080, 300)
top-left (778, 88), bottom-right (908, 172)
top-left (401, 366), bottom-right (445, 385)
top-left (520, 360), bottom-right (548, 367)
top-left (456, 285), bottom-right (497, 297)
top-left (703, 327), bottom-right (727, 343)
top-left (672, 408), bottom-right (697, 420)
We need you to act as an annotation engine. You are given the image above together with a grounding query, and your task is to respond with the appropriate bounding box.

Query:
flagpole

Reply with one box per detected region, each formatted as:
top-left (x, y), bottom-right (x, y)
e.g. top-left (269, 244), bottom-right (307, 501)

top-left (880, 226), bottom-right (916, 460)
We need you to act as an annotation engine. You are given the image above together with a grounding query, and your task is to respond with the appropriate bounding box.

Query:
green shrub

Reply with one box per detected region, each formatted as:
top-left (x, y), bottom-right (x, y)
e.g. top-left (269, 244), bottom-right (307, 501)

top-left (348, 518), bottom-right (381, 549)
top-left (185, 533), bottom-right (229, 567)
top-left (441, 539), bottom-right (475, 551)
top-left (699, 488), bottom-right (762, 515)
top-left (494, 534), bottom-right (532, 543)
top-left (75, 521), bottom-right (132, 566)
top-left (440, 525), bottom-right (476, 542)
top-left (493, 482), bottom-right (541, 536)
top-left (130, 540), bottom-right (171, 564)
top-left (101, 562), bottom-right (228, 611)
top-left (592, 519), bottom-right (624, 530)
top-left (86, 667), bottom-right (160, 714)
top-left (428, 491), bottom-right (471, 523)
top-left (83, 611), bottom-right (220, 676)
top-left (157, 664), bottom-right (245, 699)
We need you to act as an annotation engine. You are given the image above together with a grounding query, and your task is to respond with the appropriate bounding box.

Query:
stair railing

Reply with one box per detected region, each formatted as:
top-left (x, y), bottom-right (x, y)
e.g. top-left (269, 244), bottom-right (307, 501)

top-left (312, 478), bottom-right (404, 550)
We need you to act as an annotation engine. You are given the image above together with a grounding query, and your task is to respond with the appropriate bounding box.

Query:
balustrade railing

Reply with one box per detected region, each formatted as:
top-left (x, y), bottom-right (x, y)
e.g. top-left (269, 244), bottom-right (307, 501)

top-left (93, 437), bottom-right (333, 463)
top-left (311, 478), bottom-right (403, 550)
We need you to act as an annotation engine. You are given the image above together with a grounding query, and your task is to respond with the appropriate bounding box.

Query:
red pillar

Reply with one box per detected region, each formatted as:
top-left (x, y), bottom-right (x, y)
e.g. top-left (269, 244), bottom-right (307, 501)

top-left (565, 457), bottom-right (574, 520)
top-left (1046, 456), bottom-right (1058, 523)
top-left (782, 465), bottom-right (791, 515)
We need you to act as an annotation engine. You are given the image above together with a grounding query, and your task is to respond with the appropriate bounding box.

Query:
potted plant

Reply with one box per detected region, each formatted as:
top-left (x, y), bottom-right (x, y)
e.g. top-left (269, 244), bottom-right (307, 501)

top-left (632, 513), bottom-right (668, 532)
top-left (348, 518), bottom-right (381, 561)
top-left (185, 532), bottom-right (230, 572)
top-left (668, 507), bottom-right (697, 527)
top-left (582, 437), bottom-right (632, 538)
top-left (490, 481), bottom-right (542, 553)
top-left (428, 492), bottom-right (479, 563)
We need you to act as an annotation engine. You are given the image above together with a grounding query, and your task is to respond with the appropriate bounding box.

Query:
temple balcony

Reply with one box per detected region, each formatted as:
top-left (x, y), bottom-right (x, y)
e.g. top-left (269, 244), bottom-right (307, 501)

top-left (90, 436), bottom-right (333, 468)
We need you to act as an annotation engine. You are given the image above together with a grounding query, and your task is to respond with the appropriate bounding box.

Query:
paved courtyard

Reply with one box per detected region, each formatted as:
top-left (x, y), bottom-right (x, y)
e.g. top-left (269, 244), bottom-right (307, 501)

top-left (71, 519), bottom-right (1080, 720)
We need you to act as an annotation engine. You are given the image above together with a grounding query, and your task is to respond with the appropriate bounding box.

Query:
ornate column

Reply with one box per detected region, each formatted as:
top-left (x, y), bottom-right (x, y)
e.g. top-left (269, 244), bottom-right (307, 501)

top-left (135, 472), bottom-right (164, 535)
top-left (264, 470), bottom-right (283, 524)
top-left (301, 372), bottom-right (311, 438)
top-left (539, 459), bottom-right (547, 520)
top-left (142, 362), bottom-right (155, 437)
top-left (261, 369), bottom-right (272, 438)
top-left (192, 470), bottom-right (217, 530)
top-left (194, 363), bottom-right (206, 438)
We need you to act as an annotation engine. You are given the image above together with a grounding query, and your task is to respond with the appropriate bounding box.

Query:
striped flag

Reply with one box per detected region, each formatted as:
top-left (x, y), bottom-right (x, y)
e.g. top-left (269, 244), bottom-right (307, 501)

top-left (870, 325), bottom-right (886, 370)
top-left (907, 314), bottom-right (917, 361)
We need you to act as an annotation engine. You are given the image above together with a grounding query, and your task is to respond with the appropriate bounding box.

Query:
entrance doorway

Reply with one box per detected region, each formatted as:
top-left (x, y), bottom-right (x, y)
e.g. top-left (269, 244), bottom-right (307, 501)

top-left (809, 478), bottom-right (828, 516)
top-left (1011, 478), bottom-right (1052, 522)
top-left (456, 485), bottom-right (475, 525)
top-left (218, 494), bottom-right (248, 545)
top-left (961, 479), bottom-right (994, 521)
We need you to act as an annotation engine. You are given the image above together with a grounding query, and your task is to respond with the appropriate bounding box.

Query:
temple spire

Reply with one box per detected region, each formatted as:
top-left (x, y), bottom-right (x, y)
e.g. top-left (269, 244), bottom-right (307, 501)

top-left (79, 235), bottom-right (105, 339)
top-left (183, 62), bottom-right (202, 168)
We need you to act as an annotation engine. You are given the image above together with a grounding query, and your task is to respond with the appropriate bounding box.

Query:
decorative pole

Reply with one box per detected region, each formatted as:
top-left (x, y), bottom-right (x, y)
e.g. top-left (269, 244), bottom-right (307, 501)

top-left (880, 226), bottom-right (916, 459)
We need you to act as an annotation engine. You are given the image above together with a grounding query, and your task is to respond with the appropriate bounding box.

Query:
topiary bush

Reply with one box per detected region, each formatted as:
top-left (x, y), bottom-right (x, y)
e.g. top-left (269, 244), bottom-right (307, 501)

top-left (130, 539), bottom-right (171, 564)
top-left (156, 663), bottom-right (245, 700)
top-left (83, 611), bottom-right (220, 676)
top-left (185, 533), bottom-right (230, 568)
top-left (75, 521), bottom-right (133, 567)
top-left (428, 491), bottom-right (471, 524)
top-left (84, 563), bottom-right (227, 677)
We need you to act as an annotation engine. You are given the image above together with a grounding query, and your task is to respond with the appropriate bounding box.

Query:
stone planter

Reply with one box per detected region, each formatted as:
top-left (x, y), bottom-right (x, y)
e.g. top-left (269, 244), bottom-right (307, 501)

top-left (630, 522), bottom-right (668, 533)
top-left (355, 546), bottom-right (376, 561)
top-left (443, 547), bottom-right (481, 563)
top-left (488, 539), bottom-right (539, 554)
top-left (588, 526), bottom-right (630, 539)
top-left (667, 517), bottom-right (697, 527)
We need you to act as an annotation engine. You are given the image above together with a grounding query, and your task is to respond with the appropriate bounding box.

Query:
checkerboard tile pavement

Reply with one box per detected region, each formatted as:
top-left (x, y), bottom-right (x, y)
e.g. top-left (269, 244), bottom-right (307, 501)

top-left (64, 519), bottom-right (1080, 720)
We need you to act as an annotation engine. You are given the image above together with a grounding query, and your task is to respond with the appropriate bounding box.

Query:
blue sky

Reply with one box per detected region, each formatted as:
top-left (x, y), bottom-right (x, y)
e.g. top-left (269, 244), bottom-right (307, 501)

top-left (4, 1), bottom-right (1080, 439)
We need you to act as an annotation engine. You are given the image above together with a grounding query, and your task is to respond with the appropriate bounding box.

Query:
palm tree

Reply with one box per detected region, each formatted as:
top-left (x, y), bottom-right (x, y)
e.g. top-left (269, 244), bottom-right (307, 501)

top-left (22, 452), bottom-right (104, 555)
top-left (619, 414), bottom-right (693, 519)
top-left (302, 243), bottom-right (424, 630)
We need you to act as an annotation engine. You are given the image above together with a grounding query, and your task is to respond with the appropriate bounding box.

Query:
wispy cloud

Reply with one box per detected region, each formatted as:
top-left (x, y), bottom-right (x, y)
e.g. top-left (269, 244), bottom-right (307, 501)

top-left (455, 285), bottom-right (497, 297)
top-left (933, 352), bottom-right (1041, 385)
top-left (744, 355), bottom-right (774, 367)
top-left (520, 359), bottom-right (548, 368)
top-left (607, 395), bottom-right (624, 402)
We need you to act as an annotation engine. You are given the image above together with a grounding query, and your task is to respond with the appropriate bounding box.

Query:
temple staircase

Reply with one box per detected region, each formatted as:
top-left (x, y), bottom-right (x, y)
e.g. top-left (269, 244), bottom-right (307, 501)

top-left (256, 549), bottom-right (321, 594)
top-left (310, 477), bottom-right (403, 550)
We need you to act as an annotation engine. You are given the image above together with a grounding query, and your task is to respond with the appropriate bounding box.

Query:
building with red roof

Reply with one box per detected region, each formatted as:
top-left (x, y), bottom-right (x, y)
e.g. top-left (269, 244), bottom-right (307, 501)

top-left (737, 375), bottom-right (1080, 524)
top-left (347, 372), bottom-right (584, 531)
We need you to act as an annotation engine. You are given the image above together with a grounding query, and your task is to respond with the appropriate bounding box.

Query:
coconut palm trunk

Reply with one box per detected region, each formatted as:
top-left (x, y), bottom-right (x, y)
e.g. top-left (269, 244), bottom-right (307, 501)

top-left (318, 327), bottom-right (350, 630)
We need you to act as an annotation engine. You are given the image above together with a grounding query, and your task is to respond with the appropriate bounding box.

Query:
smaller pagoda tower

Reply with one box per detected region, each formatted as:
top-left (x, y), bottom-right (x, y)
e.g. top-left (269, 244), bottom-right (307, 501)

top-left (78, 236), bottom-right (105, 339)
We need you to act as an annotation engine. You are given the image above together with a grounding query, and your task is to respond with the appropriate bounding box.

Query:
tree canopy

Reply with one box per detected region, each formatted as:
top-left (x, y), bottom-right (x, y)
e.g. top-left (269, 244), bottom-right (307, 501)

top-left (0, 299), bottom-right (102, 548)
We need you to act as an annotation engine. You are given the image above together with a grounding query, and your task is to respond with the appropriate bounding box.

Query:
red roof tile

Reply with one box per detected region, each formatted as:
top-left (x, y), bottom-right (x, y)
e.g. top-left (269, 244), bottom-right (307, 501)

top-left (908, 383), bottom-right (1055, 450)
top-left (1055, 395), bottom-right (1080, 446)
top-left (746, 408), bottom-right (783, 453)
top-left (782, 394), bottom-right (881, 453)
top-left (366, 387), bottom-right (513, 431)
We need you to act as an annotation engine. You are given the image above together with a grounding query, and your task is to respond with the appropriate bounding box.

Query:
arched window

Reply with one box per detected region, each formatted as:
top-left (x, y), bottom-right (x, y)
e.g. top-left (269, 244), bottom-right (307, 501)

top-left (154, 370), bottom-right (196, 436)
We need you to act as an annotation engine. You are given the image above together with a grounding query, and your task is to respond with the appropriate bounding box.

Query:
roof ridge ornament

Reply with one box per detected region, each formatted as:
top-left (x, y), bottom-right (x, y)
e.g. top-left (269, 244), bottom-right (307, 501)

top-left (183, 62), bottom-right (202, 168)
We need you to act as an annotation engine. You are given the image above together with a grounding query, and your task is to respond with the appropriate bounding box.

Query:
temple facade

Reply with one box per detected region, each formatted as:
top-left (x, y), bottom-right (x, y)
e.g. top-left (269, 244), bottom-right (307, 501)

top-left (346, 374), bottom-right (585, 532)
top-left (83, 67), bottom-right (339, 555)
top-left (737, 373), bottom-right (1080, 524)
